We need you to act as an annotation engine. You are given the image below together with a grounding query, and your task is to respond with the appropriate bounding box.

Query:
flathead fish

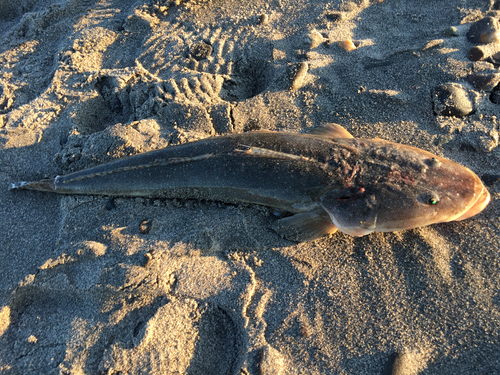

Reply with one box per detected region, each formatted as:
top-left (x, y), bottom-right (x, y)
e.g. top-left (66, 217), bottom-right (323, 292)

top-left (10, 124), bottom-right (490, 241)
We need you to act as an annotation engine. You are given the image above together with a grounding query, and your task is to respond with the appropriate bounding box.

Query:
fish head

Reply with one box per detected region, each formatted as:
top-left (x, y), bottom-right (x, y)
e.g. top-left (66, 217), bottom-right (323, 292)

top-left (320, 142), bottom-right (490, 237)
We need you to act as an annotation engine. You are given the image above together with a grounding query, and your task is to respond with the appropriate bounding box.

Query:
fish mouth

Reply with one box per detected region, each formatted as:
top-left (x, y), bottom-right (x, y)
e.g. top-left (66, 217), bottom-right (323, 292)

top-left (453, 173), bottom-right (490, 222)
top-left (454, 184), bottom-right (490, 221)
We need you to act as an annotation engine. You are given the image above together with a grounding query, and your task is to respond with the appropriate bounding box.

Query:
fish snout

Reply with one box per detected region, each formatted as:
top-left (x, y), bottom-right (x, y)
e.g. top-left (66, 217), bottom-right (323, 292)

top-left (453, 175), bottom-right (490, 221)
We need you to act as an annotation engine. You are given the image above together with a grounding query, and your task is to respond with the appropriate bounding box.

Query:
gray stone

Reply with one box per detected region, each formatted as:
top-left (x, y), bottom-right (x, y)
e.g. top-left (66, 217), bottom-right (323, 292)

top-left (466, 16), bottom-right (500, 44)
top-left (431, 83), bottom-right (473, 117)
top-left (490, 85), bottom-right (500, 104)
top-left (466, 72), bottom-right (500, 91)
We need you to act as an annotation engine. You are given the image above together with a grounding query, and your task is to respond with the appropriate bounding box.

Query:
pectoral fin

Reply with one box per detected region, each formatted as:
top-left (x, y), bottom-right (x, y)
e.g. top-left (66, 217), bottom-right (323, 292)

top-left (320, 190), bottom-right (378, 237)
top-left (270, 208), bottom-right (338, 242)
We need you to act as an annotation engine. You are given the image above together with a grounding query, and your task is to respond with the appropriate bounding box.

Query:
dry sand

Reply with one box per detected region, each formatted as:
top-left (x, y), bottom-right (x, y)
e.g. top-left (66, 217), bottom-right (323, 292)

top-left (1, 0), bottom-right (500, 374)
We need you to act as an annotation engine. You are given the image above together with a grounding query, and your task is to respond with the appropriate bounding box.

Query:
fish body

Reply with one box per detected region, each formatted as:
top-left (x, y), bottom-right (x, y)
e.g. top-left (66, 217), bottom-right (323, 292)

top-left (11, 124), bottom-right (490, 241)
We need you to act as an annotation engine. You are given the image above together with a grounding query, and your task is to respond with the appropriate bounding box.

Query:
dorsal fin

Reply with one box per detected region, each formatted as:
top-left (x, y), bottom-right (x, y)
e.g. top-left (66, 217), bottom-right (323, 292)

top-left (308, 123), bottom-right (354, 139)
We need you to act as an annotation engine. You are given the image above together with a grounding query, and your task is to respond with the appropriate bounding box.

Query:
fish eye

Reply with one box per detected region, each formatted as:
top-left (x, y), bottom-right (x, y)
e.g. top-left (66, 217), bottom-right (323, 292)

top-left (427, 197), bottom-right (439, 205)
top-left (419, 192), bottom-right (440, 205)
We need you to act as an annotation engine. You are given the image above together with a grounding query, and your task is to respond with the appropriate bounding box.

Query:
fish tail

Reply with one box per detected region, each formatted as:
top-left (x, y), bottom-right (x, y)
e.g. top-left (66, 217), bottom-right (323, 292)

top-left (10, 178), bottom-right (56, 192)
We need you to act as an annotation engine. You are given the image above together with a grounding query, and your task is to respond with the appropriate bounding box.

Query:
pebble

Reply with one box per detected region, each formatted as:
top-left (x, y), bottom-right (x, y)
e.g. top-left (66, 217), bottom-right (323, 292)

top-left (466, 16), bottom-right (500, 44)
top-left (489, 51), bottom-right (500, 64)
top-left (445, 26), bottom-right (459, 36)
top-left (191, 42), bottom-right (212, 61)
top-left (431, 83), bottom-right (473, 117)
top-left (466, 72), bottom-right (500, 91)
top-left (302, 30), bottom-right (324, 49)
top-left (468, 43), bottom-right (500, 61)
top-left (139, 219), bottom-right (152, 234)
top-left (289, 62), bottom-right (308, 91)
top-left (491, 86), bottom-right (500, 104)
top-left (259, 14), bottom-right (269, 25)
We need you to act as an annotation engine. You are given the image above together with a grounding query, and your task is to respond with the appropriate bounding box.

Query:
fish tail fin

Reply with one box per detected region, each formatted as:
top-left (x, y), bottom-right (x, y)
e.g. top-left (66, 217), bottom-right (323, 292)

top-left (10, 178), bottom-right (56, 192)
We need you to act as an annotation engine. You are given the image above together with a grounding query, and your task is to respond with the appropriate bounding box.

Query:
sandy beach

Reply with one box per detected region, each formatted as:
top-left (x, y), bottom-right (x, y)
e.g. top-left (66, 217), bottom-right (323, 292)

top-left (1, 0), bottom-right (499, 373)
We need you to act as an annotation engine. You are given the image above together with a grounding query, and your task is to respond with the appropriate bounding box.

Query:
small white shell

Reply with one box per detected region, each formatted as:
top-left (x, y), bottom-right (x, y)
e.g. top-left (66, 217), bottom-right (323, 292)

top-left (338, 40), bottom-right (356, 52)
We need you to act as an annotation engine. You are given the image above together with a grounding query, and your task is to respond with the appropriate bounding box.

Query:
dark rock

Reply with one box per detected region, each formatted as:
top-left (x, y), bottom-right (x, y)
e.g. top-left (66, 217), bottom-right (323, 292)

top-left (490, 84), bottom-right (500, 104)
top-left (466, 72), bottom-right (500, 91)
top-left (468, 43), bottom-right (500, 61)
top-left (466, 16), bottom-right (500, 44)
top-left (490, 51), bottom-right (500, 64)
top-left (431, 83), bottom-right (473, 117)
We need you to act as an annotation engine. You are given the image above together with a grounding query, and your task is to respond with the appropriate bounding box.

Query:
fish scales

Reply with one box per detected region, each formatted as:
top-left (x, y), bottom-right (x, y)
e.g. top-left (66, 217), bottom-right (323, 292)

top-left (41, 132), bottom-right (360, 212)
top-left (10, 124), bottom-right (490, 241)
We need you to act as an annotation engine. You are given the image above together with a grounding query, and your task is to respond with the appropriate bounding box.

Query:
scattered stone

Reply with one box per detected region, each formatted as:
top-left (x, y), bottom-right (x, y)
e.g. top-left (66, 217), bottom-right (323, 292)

top-left (445, 26), bottom-right (459, 36)
top-left (191, 42), bottom-right (212, 61)
top-left (289, 62), bottom-right (308, 90)
top-left (259, 13), bottom-right (269, 25)
top-left (431, 83), bottom-right (473, 117)
top-left (466, 72), bottom-right (500, 91)
top-left (490, 85), bottom-right (500, 104)
top-left (445, 24), bottom-right (470, 37)
top-left (489, 51), bottom-right (500, 64)
top-left (302, 30), bottom-right (324, 49)
top-left (468, 43), bottom-right (500, 61)
top-left (139, 219), bottom-right (152, 234)
top-left (466, 16), bottom-right (500, 44)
